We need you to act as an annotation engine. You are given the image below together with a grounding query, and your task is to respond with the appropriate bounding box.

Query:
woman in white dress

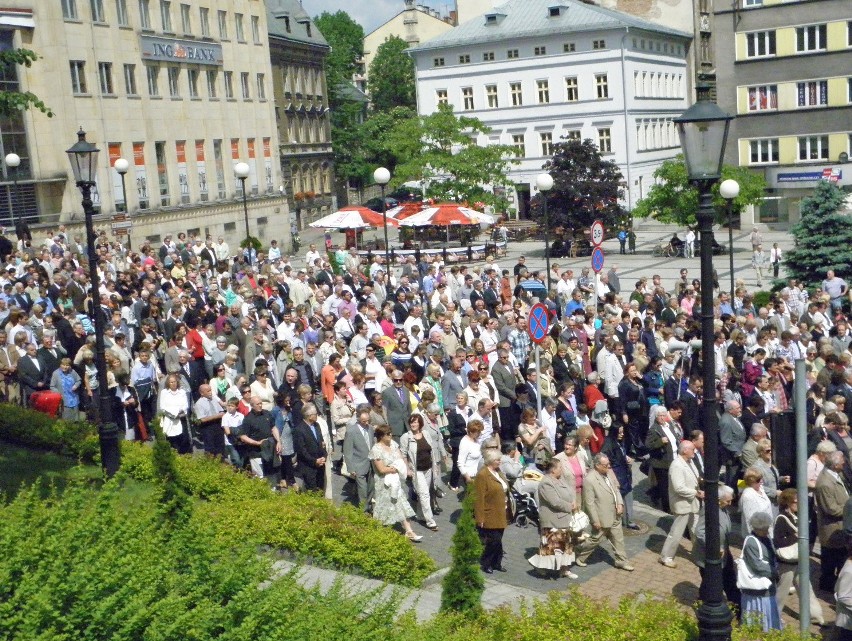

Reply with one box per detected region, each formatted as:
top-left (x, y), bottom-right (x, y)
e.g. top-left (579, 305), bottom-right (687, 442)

top-left (740, 465), bottom-right (775, 538)
top-left (159, 373), bottom-right (190, 453)
top-left (457, 419), bottom-right (484, 485)
top-left (370, 424), bottom-right (422, 542)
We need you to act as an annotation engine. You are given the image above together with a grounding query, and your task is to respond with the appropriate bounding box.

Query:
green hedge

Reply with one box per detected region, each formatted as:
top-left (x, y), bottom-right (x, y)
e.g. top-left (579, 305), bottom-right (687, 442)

top-left (0, 403), bottom-right (100, 462)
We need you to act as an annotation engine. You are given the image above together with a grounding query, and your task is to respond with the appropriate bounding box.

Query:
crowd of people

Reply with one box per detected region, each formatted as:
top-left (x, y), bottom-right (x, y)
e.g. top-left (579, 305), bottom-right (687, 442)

top-left (1, 221), bottom-right (852, 633)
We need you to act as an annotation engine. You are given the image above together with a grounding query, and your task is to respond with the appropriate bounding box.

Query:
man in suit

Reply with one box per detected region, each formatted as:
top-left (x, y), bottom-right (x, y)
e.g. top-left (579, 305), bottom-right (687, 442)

top-left (441, 357), bottom-right (466, 410)
top-left (293, 403), bottom-right (328, 492)
top-left (679, 375), bottom-right (702, 433)
top-left (37, 332), bottom-right (66, 379)
top-left (575, 453), bottom-right (635, 571)
top-left (719, 400), bottom-right (748, 492)
top-left (343, 407), bottom-right (375, 512)
top-left (659, 441), bottom-right (703, 568)
top-left (690, 430), bottom-right (706, 479)
top-left (491, 349), bottom-right (517, 439)
top-left (815, 451), bottom-right (849, 591)
top-left (17, 342), bottom-right (47, 406)
top-left (381, 371), bottom-right (411, 439)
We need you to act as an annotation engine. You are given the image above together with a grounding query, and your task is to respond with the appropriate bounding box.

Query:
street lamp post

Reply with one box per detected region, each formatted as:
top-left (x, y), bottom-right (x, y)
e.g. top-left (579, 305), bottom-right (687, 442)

top-left (719, 179), bottom-right (740, 304)
top-left (5, 152), bottom-right (20, 227)
top-left (66, 127), bottom-right (120, 477)
top-left (536, 173), bottom-right (554, 286)
top-left (373, 167), bottom-right (391, 268)
top-left (674, 84), bottom-right (734, 641)
top-left (113, 157), bottom-right (131, 250)
top-left (234, 162), bottom-right (251, 265)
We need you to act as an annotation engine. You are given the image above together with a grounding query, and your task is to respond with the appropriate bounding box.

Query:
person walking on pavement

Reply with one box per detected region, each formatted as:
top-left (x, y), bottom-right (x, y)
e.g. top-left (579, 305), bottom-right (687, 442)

top-left (659, 441), bottom-right (704, 568)
top-left (750, 226), bottom-right (763, 251)
top-left (752, 245), bottom-right (767, 288)
top-left (617, 228), bottom-right (627, 255)
top-left (769, 243), bottom-right (782, 279)
top-left (685, 228), bottom-right (696, 259)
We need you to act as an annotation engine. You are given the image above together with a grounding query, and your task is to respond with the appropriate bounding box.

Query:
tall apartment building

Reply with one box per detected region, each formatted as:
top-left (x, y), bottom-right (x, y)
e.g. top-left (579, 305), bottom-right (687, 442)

top-left (1, 0), bottom-right (288, 249)
top-left (714, 0), bottom-right (852, 226)
top-left (409, 0), bottom-right (690, 218)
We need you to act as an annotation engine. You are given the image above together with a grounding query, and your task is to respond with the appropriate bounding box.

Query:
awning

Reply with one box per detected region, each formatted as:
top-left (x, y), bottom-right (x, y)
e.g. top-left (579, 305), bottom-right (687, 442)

top-left (0, 9), bottom-right (35, 29)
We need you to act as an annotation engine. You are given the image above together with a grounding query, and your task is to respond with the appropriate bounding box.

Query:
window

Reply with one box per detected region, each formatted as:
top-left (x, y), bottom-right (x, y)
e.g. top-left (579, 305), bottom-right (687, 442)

top-left (744, 0), bottom-right (763, 5)
top-left (749, 139), bottom-right (779, 164)
top-left (70, 61), bottom-right (87, 94)
top-left (534, 46), bottom-right (547, 56)
top-left (745, 31), bottom-right (776, 57)
top-left (433, 57), bottom-right (445, 67)
top-left (507, 49), bottom-right (519, 59)
top-left (537, 79), bottom-right (550, 104)
top-left (593, 39), bottom-right (606, 49)
top-left (597, 127), bottom-right (612, 153)
top-left (747, 85), bottom-right (777, 111)
top-left (549, 6), bottom-right (561, 16)
top-left (218, 10), bottom-right (227, 39)
top-left (199, 7), bottom-right (209, 36)
top-left (123, 64), bottom-right (137, 95)
top-left (224, 71), bottom-right (233, 98)
top-left (436, 89), bottom-right (448, 105)
top-left (510, 82), bottom-right (522, 106)
top-left (511, 134), bottom-right (525, 155)
top-left (240, 72), bottom-right (250, 99)
top-left (62, 0), bottom-right (78, 19)
top-left (540, 132), bottom-right (553, 156)
top-left (116, 0), bottom-right (128, 25)
top-left (167, 67), bottom-right (180, 97)
top-left (206, 69), bottom-right (217, 98)
top-left (483, 51), bottom-right (495, 61)
top-left (462, 87), bottom-right (474, 110)
top-left (459, 54), bottom-right (470, 64)
top-left (146, 65), bottom-right (159, 96)
top-left (797, 80), bottom-right (828, 107)
top-left (98, 62), bottom-right (114, 95)
top-left (180, 3), bottom-right (190, 33)
top-left (595, 74), bottom-right (609, 99)
top-left (565, 76), bottom-right (578, 101)
top-left (188, 69), bottom-right (199, 97)
top-left (256, 73), bottom-right (266, 100)
top-left (139, 0), bottom-right (150, 29)
top-left (91, 0), bottom-right (105, 22)
top-left (798, 135), bottom-right (829, 160)
top-left (486, 84), bottom-right (498, 108)
top-left (160, 0), bottom-right (172, 31)
top-left (155, 141), bottom-right (170, 206)
top-left (796, 24), bottom-right (827, 52)
top-left (251, 15), bottom-right (260, 44)
top-left (563, 42), bottom-right (575, 52)
top-left (565, 130), bottom-right (581, 141)
top-left (235, 13), bottom-right (245, 42)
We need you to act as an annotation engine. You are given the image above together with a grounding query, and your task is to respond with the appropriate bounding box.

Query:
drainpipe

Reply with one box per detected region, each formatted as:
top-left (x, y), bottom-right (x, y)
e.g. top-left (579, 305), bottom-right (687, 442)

top-left (620, 27), bottom-right (633, 224)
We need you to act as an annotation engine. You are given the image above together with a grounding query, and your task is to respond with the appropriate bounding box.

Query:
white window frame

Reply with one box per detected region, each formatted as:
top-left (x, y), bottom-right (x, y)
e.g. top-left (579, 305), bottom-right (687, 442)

top-left (62, 0), bottom-right (78, 20)
top-left (597, 127), bottom-right (612, 153)
top-left (240, 72), bottom-right (251, 99)
top-left (251, 15), bottom-right (261, 44)
top-left (459, 54), bottom-right (471, 64)
top-left (116, 0), bottom-right (128, 26)
top-left (595, 74), bottom-right (609, 99)
top-left (199, 7), bottom-right (209, 37)
top-left (511, 134), bottom-right (525, 155)
top-left (747, 84), bottom-right (777, 111)
top-left (180, 3), bottom-right (191, 33)
top-left (98, 61), bottom-right (114, 95)
top-left (748, 139), bottom-right (779, 165)
top-left (534, 46), bottom-right (547, 56)
top-left (796, 80), bottom-right (828, 107)
top-left (90, 0), bottom-right (106, 22)
top-left (218, 9), bottom-right (228, 39)
top-left (160, 0), bottom-right (172, 32)
top-left (592, 39), bottom-right (606, 49)
top-left (70, 60), bottom-right (87, 94)
top-left (537, 79), bottom-right (550, 104)
top-left (540, 132), bottom-right (553, 156)
top-left (507, 49), bottom-right (519, 59)
top-left (139, 0), bottom-right (150, 29)
top-left (462, 87), bottom-right (474, 110)
top-left (796, 24), bottom-right (827, 52)
top-left (256, 73), bottom-right (266, 100)
top-left (433, 57), bottom-right (444, 67)
top-left (123, 63), bottom-right (137, 95)
top-left (235, 13), bottom-right (245, 42)
top-left (483, 51), bottom-right (495, 61)
top-left (510, 82), bottom-right (522, 106)
top-left (188, 68), bottom-right (199, 97)
top-left (745, 30), bottom-right (776, 58)
top-left (436, 89), bottom-right (448, 105)
top-left (485, 84), bottom-right (498, 108)
top-left (565, 76), bottom-right (578, 102)
top-left (146, 65), bottom-right (159, 96)
top-left (167, 67), bottom-right (180, 97)
top-left (224, 71), bottom-right (233, 98)
top-left (797, 135), bottom-right (829, 161)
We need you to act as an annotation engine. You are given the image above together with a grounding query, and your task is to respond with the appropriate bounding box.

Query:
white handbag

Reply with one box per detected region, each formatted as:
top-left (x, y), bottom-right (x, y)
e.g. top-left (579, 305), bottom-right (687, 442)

top-left (568, 511), bottom-right (590, 533)
top-left (735, 535), bottom-right (773, 591)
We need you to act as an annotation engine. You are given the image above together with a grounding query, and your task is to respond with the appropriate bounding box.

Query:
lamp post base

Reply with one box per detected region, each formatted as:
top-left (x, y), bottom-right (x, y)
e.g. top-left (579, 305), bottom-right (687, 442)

top-left (696, 600), bottom-right (733, 641)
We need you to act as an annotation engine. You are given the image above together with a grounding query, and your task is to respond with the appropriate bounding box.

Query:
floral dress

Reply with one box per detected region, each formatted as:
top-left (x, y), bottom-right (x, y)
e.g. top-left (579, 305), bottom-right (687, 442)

top-left (370, 442), bottom-right (416, 526)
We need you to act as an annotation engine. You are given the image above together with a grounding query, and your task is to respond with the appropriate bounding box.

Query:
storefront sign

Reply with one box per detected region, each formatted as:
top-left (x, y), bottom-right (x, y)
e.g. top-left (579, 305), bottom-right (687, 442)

top-left (776, 169), bottom-right (842, 184)
top-left (140, 35), bottom-right (223, 66)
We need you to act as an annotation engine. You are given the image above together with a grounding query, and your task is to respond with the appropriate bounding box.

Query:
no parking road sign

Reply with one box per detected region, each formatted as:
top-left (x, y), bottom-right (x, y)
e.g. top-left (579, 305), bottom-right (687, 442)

top-left (591, 246), bottom-right (605, 273)
top-left (527, 302), bottom-right (549, 344)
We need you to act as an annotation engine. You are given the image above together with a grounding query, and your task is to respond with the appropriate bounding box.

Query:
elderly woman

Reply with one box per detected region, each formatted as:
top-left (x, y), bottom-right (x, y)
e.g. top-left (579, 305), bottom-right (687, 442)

top-left (448, 392), bottom-right (474, 490)
top-left (646, 404), bottom-right (680, 513)
top-left (519, 407), bottom-right (551, 467)
top-left (602, 423), bottom-right (638, 530)
top-left (740, 465), bottom-right (774, 538)
top-left (693, 484), bottom-right (740, 606)
top-left (370, 423), bottom-right (422, 542)
top-left (457, 419), bottom-right (484, 487)
top-left (528, 457), bottom-right (581, 579)
top-left (754, 438), bottom-right (790, 515)
top-left (773, 488), bottom-right (825, 626)
top-left (249, 367), bottom-right (276, 411)
top-left (159, 373), bottom-right (190, 453)
top-left (555, 435), bottom-right (586, 507)
top-left (400, 414), bottom-right (442, 531)
top-left (740, 512), bottom-right (782, 632)
top-left (474, 448), bottom-right (510, 574)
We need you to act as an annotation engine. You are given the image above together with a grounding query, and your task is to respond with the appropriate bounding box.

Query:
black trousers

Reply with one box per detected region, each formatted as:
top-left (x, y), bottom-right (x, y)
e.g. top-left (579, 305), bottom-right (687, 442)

top-left (625, 415), bottom-right (648, 457)
top-left (300, 463), bottom-right (326, 492)
top-left (820, 545), bottom-right (846, 591)
top-left (280, 454), bottom-right (296, 485)
top-left (498, 406), bottom-right (514, 441)
top-left (723, 456), bottom-right (743, 498)
top-left (166, 432), bottom-right (192, 454)
top-left (199, 421), bottom-right (226, 459)
top-left (477, 526), bottom-right (504, 571)
top-left (449, 443), bottom-right (462, 487)
top-left (654, 467), bottom-right (671, 513)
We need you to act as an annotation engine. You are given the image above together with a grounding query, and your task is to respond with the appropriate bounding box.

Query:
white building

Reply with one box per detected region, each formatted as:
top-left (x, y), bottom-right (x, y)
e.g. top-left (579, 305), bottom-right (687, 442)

top-left (409, 0), bottom-right (691, 218)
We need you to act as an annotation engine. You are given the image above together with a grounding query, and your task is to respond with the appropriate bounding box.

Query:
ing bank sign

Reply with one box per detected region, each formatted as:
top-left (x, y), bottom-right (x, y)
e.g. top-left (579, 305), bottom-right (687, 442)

top-left (140, 35), bottom-right (224, 66)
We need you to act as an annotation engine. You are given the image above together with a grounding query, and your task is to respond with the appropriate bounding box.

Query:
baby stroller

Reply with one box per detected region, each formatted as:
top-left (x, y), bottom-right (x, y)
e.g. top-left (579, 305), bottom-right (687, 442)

top-left (508, 469), bottom-right (541, 528)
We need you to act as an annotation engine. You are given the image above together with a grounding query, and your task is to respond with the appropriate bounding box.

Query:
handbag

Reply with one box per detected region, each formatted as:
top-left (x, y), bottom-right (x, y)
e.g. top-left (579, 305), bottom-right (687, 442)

top-left (774, 514), bottom-right (798, 563)
top-left (568, 511), bottom-right (590, 533)
top-left (735, 535), bottom-right (773, 590)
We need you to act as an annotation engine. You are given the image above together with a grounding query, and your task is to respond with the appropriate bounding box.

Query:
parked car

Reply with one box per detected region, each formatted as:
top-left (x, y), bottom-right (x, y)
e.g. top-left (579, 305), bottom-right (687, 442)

top-left (364, 196), bottom-right (399, 211)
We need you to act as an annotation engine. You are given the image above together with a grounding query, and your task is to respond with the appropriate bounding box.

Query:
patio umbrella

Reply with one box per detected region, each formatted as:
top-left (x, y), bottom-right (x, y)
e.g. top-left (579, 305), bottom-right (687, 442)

top-left (309, 206), bottom-right (399, 230)
top-left (399, 203), bottom-right (495, 227)
top-left (385, 202), bottom-right (426, 220)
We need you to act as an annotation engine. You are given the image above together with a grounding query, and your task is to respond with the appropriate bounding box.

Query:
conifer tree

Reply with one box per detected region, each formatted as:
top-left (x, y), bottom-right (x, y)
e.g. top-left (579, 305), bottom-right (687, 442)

top-left (440, 487), bottom-right (484, 616)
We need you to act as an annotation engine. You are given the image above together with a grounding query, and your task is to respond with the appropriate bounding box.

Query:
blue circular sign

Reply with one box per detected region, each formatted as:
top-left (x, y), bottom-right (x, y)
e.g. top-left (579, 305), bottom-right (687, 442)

top-left (591, 246), bottom-right (605, 273)
top-left (527, 303), bottom-right (549, 344)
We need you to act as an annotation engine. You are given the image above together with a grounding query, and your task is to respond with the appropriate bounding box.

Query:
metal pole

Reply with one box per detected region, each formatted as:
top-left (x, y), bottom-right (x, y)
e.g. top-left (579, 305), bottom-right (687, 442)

top-left (543, 197), bottom-right (551, 289)
top-left (694, 185), bottom-right (733, 641)
top-left (592, 273), bottom-right (598, 315)
top-left (119, 172), bottom-right (131, 251)
top-left (728, 203), bottom-right (735, 303)
top-left (240, 176), bottom-right (251, 265)
top-left (534, 344), bottom-right (542, 419)
top-left (381, 185), bottom-right (390, 269)
top-left (794, 358), bottom-right (810, 635)
top-left (81, 181), bottom-right (120, 477)
top-left (11, 173), bottom-right (18, 227)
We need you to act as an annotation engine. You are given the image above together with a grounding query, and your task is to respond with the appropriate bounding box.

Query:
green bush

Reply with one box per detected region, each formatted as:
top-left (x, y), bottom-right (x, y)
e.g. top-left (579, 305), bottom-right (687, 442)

top-left (752, 290), bottom-right (772, 309)
top-left (441, 488), bottom-right (483, 616)
top-left (0, 402), bottom-right (99, 462)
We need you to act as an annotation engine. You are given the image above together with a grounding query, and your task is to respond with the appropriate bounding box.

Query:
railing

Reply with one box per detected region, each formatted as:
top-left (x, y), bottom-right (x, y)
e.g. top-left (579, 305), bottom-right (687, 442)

top-left (354, 239), bottom-right (508, 265)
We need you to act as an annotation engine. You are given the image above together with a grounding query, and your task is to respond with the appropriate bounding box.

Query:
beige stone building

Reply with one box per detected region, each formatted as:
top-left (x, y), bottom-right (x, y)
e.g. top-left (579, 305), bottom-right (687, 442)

top-left (3, 0), bottom-right (290, 251)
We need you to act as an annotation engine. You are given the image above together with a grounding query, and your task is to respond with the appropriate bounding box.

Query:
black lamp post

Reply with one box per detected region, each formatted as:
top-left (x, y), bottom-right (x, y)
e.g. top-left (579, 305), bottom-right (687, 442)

top-left (719, 179), bottom-right (740, 303)
top-left (674, 84), bottom-right (734, 641)
top-left (5, 152), bottom-right (20, 226)
top-left (373, 167), bottom-right (391, 268)
top-left (536, 173), bottom-right (554, 285)
top-left (66, 127), bottom-right (120, 477)
top-left (234, 162), bottom-right (252, 265)
top-left (113, 157), bottom-right (131, 250)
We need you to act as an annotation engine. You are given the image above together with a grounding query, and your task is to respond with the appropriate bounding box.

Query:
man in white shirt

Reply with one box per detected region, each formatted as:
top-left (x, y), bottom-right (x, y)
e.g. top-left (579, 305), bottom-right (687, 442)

top-left (403, 305), bottom-right (426, 336)
top-left (304, 243), bottom-right (322, 269)
top-left (604, 342), bottom-right (626, 400)
top-left (334, 307), bottom-right (356, 343)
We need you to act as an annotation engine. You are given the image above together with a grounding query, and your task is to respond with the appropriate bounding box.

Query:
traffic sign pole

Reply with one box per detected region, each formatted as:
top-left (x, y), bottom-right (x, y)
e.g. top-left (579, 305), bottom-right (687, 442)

top-left (535, 344), bottom-right (541, 420)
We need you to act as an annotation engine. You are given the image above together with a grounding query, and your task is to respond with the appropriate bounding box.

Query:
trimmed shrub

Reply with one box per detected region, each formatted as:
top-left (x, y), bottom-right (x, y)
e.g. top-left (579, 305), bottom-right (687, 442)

top-left (0, 403), bottom-right (99, 462)
top-left (752, 290), bottom-right (772, 309)
top-left (440, 489), bottom-right (483, 616)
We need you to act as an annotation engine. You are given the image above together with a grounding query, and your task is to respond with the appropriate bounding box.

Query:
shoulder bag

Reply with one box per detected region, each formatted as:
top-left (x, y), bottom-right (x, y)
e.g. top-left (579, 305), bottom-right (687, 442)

top-left (735, 535), bottom-right (773, 590)
top-left (774, 514), bottom-right (799, 563)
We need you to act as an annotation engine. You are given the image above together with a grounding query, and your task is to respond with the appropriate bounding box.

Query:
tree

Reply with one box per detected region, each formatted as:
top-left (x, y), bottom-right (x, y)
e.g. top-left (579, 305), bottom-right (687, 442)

top-left (440, 488), bottom-right (484, 617)
top-left (531, 138), bottom-right (626, 230)
top-left (632, 156), bottom-right (766, 226)
top-left (783, 180), bottom-right (851, 289)
top-left (368, 36), bottom-right (415, 112)
top-left (313, 11), bottom-right (364, 106)
top-left (0, 48), bottom-right (53, 117)
top-left (387, 104), bottom-right (518, 208)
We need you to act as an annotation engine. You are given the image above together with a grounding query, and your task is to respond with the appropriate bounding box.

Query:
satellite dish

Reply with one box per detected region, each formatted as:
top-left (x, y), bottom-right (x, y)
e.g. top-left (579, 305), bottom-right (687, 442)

top-left (840, 152), bottom-right (849, 163)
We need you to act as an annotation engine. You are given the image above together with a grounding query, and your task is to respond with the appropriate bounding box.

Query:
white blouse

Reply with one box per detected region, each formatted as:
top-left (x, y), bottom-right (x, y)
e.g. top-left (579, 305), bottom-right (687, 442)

top-left (159, 387), bottom-right (189, 437)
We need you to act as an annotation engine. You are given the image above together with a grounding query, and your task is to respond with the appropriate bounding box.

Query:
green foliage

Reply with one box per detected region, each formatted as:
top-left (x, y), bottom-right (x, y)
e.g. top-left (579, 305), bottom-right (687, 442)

top-left (240, 236), bottom-right (262, 252)
top-left (533, 138), bottom-right (626, 230)
top-left (633, 156), bottom-right (766, 226)
top-left (752, 290), bottom-right (772, 309)
top-left (0, 48), bottom-right (53, 117)
top-left (313, 11), bottom-right (364, 106)
top-left (784, 180), bottom-right (851, 289)
top-left (0, 403), bottom-right (99, 463)
top-left (440, 489), bottom-right (483, 616)
top-left (368, 36), bottom-right (416, 112)
top-left (388, 104), bottom-right (518, 208)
